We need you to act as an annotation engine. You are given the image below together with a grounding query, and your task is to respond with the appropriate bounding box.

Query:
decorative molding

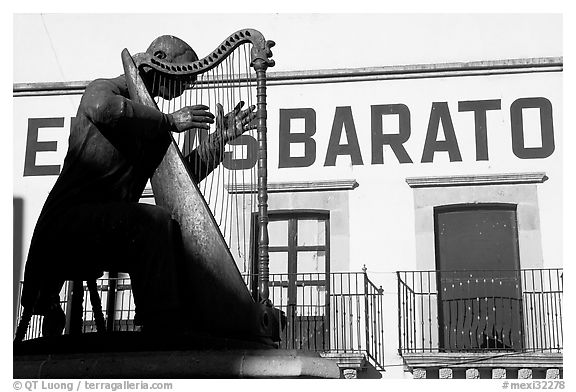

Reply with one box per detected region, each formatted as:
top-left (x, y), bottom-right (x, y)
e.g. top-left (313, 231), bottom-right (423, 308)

top-left (401, 352), bottom-right (563, 370)
top-left (14, 57), bottom-right (562, 97)
top-left (141, 179), bottom-right (358, 198)
top-left (406, 172), bottom-right (548, 188)
top-left (320, 352), bottom-right (367, 370)
top-left (227, 179), bottom-right (359, 194)
top-left (265, 57), bottom-right (562, 87)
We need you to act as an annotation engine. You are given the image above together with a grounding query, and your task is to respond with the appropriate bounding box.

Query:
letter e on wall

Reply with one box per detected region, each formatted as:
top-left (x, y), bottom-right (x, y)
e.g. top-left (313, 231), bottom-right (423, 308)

top-left (24, 118), bottom-right (64, 176)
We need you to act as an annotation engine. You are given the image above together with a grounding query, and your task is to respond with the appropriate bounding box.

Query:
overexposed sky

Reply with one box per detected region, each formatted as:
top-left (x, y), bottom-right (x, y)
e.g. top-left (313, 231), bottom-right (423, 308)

top-left (13, 13), bottom-right (562, 83)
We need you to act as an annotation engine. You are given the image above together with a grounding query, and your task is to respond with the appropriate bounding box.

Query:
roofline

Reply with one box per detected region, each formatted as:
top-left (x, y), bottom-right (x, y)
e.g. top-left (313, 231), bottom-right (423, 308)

top-left (13, 56), bottom-right (563, 97)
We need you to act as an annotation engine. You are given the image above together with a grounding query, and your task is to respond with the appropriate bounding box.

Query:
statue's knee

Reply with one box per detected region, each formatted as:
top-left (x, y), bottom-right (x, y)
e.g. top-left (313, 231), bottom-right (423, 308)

top-left (138, 205), bottom-right (171, 230)
top-left (147, 207), bottom-right (181, 242)
top-left (147, 205), bottom-right (171, 222)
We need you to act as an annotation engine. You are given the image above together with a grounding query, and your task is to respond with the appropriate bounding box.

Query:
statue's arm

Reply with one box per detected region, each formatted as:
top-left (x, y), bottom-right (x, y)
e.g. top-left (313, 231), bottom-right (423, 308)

top-left (182, 101), bottom-right (256, 183)
top-left (183, 132), bottom-right (225, 183)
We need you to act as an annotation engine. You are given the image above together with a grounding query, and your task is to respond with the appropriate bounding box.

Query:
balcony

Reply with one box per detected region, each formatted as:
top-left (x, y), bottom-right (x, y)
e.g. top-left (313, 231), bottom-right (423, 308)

top-left (396, 268), bottom-right (563, 378)
top-left (15, 270), bottom-right (385, 376)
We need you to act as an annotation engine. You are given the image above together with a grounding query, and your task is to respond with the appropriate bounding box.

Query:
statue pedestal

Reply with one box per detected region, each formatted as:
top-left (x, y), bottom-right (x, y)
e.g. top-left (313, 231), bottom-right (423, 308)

top-left (14, 332), bottom-right (340, 379)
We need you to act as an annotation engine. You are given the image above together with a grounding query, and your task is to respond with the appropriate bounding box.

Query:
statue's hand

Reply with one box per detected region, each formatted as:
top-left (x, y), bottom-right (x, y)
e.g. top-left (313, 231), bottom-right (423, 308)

top-left (216, 101), bottom-right (257, 143)
top-left (169, 105), bottom-right (215, 133)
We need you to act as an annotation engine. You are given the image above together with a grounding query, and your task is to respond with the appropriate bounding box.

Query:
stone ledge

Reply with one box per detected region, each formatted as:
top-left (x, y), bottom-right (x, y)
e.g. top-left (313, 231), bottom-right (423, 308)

top-left (227, 179), bottom-right (360, 194)
top-left (320, 352), bottom-right (367, 368)
top-left (14, 349), bottom-right (341, 379)
top-left (406, 172), bottom-right (548, 188)
top-left (402, 352), bottom-right (563, 370)
top-left (141, 179), bottom-right (360, 198)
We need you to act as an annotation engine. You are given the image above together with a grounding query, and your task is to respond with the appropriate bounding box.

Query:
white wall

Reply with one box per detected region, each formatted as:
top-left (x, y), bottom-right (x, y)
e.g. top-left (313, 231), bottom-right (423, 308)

top-left (262, 72), bottom-right (562, 279)
top-left (13, 69), bottom-right (563, 283)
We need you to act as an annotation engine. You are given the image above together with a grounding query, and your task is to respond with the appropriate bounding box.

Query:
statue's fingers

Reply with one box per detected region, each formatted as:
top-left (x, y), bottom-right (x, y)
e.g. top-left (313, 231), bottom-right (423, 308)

top-left (234, 101), bottom-right (245, 114)
top-left (240, 116), bottom-right (251, 126)
top-left (243, 105), bottom-right (256, 115)
top-left (191, 110), bottom-right (215, 119)
top-left (237, 107), bottom-right (256, 123)
top-left (215, 103), bottom-right (225, 129)
top-left (216, 103), bottom-right (224, 117)
top-left (193, 116), bottom-right (215, 124)
top-left (244, 111), bottom-right (257, 124)
top-left (190, 122), bottom-right (211, 130)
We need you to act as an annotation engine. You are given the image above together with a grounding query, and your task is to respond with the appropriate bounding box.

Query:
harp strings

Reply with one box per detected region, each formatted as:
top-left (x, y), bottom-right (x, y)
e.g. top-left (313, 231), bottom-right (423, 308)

top-left (152, 43), bottom-right (258, 273)
top-left (242, 43), bottom-right (257, 275)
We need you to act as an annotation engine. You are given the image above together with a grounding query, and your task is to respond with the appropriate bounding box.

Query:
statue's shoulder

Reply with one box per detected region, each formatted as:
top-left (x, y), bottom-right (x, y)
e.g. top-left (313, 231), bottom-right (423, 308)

top-left (86, 75), bottom-right (126, 93)
top-left (80, 76), bottom-right (128, 111)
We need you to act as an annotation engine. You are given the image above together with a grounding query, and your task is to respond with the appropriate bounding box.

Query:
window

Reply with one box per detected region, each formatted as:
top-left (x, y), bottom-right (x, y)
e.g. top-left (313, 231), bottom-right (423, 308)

top-left (251, 210), bottom-right (330, 349)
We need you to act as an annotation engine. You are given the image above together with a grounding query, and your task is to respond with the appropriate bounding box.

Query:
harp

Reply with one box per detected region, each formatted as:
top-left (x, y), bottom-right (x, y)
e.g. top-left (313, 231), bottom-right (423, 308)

top-left (122, 29), bottom-right (278, 342)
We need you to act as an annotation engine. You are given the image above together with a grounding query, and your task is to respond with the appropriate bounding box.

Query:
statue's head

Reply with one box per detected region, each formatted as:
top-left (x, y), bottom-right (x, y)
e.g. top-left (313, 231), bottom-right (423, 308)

top-left (142, 35), bottom-right (198, 100)
top-left (146, 35), bottom-right (198, 64)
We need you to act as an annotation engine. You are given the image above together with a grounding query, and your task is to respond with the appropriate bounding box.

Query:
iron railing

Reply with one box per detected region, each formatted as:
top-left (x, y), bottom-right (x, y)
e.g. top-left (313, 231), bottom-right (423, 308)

top-left (243, 271), bottom-right (385, 369)
top-left (15, 271), bottom-right (385, 370)
top-left (15, 277), bottom-right (138, 340)
top-left (397, 268), bottom-right (563, 354)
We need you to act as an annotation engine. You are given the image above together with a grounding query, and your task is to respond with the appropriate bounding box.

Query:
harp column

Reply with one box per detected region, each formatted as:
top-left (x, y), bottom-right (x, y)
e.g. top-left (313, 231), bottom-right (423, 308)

top-left (251, 36), bottom-right (275, 303)
top-left (253, 59), bottom-right (271, 303)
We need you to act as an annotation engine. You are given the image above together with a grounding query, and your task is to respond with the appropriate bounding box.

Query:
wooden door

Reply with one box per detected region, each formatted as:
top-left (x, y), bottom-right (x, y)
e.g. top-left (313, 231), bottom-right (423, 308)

top-left (435, 204), bottom-right (523, 351)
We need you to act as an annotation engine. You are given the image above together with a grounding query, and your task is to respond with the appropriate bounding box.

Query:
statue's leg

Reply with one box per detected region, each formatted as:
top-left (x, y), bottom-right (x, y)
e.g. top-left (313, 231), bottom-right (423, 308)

top-left (112, 204), bottom-right (185, 330)
top-left (56, 202), bottom-right (186, 332)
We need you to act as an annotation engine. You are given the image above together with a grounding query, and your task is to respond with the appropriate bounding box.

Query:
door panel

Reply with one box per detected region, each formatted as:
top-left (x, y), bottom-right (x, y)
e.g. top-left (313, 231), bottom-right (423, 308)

top-left (435, 205), bottom-right (523, 351)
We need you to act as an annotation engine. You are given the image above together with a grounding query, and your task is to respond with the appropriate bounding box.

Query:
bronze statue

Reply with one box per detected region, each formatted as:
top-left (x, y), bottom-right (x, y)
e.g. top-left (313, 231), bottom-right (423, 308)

top-left (17, 35), bottom-right (258, 338)
top-left (12, 31), bottom-right (345, 380)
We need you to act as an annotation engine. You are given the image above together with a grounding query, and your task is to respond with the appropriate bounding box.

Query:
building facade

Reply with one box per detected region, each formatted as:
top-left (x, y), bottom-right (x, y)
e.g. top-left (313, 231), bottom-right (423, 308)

top-left (13, 19), bottom-right (563, 378)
